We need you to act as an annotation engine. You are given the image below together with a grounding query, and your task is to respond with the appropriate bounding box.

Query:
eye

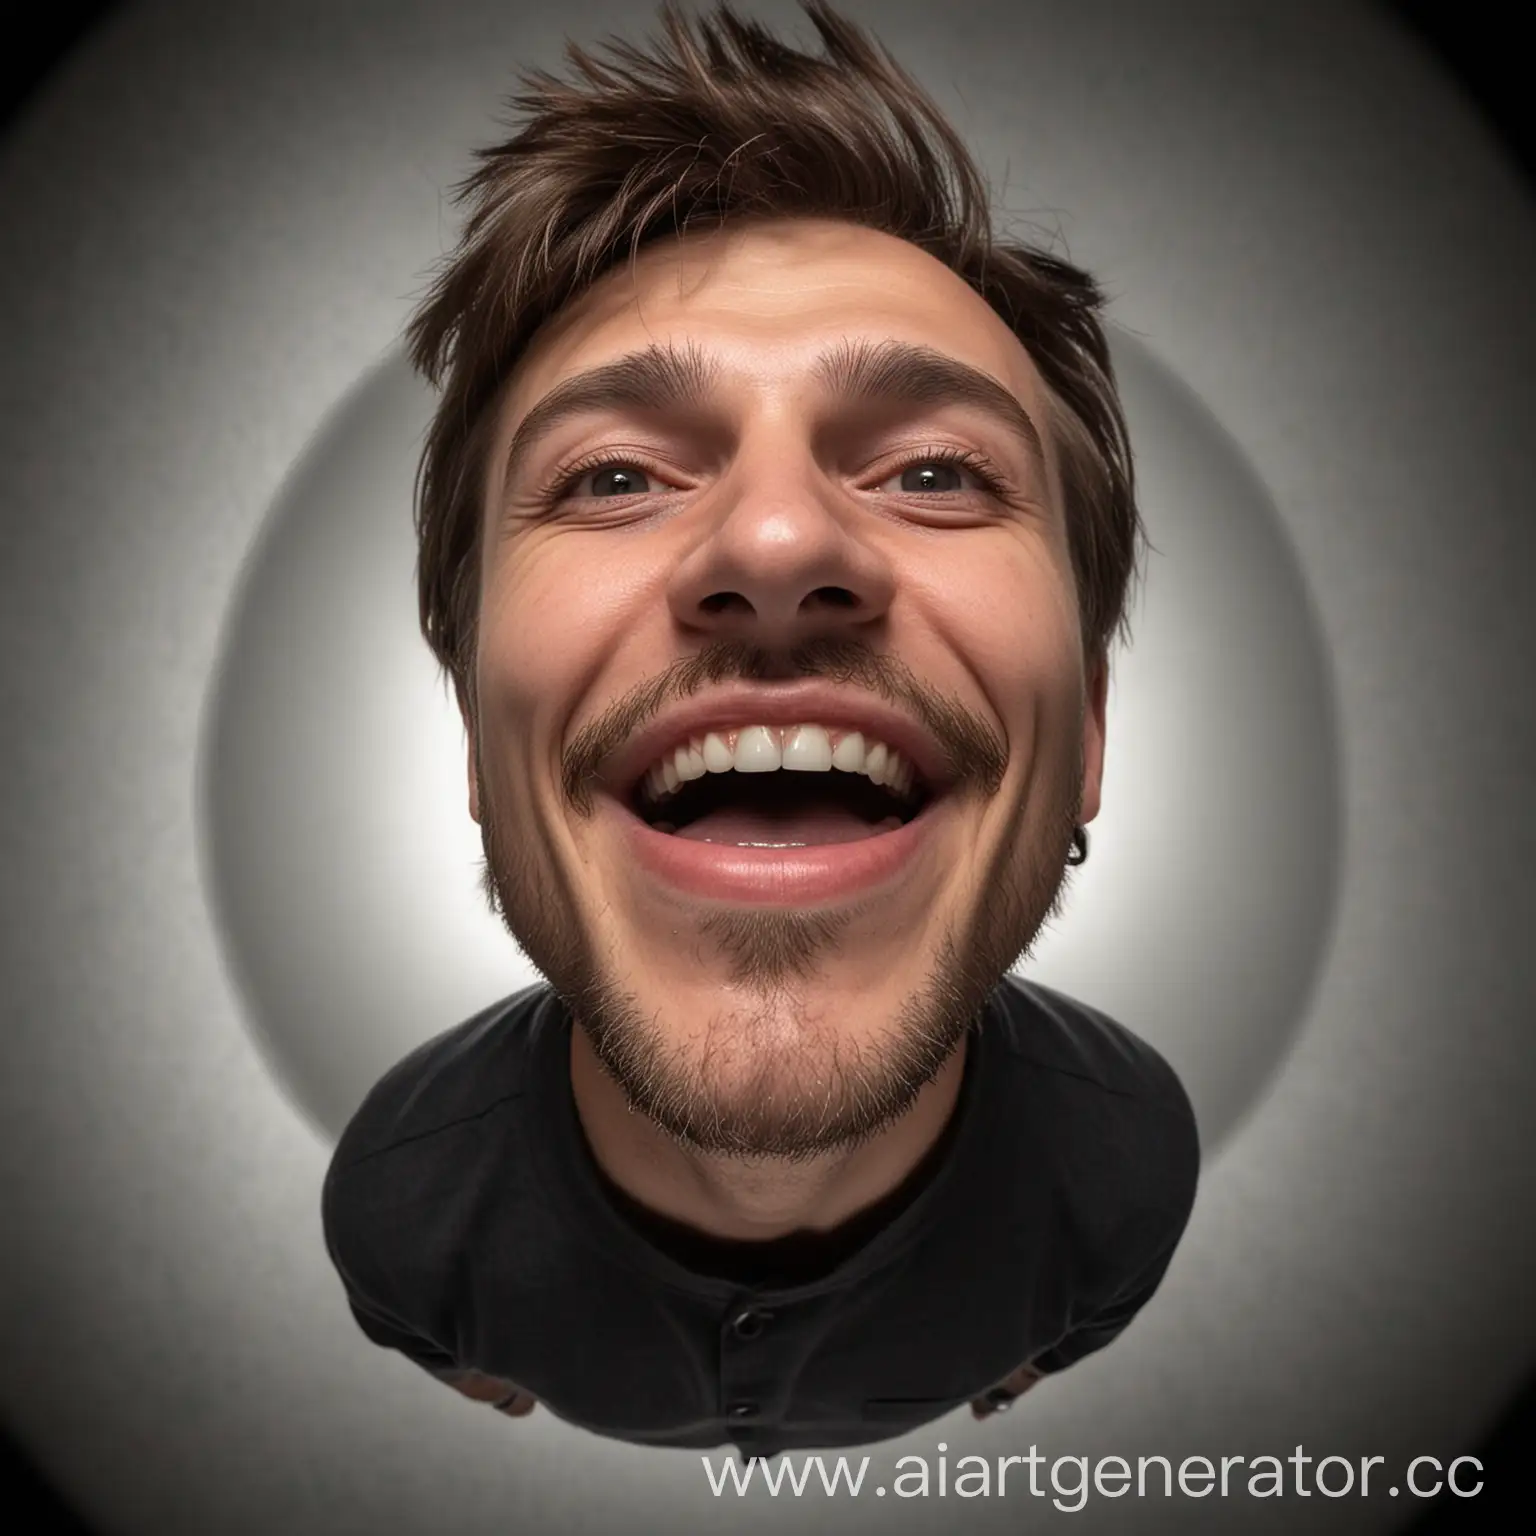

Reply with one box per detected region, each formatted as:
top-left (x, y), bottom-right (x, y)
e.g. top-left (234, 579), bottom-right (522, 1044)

top-left (876, 447), bottom-right (1009, 498)
top-left (887, 460), bottom-right (966, 494)
top-left (571, 463), bottom-right (654, 499)
top-left (530, 453), bottom-right (665, 508)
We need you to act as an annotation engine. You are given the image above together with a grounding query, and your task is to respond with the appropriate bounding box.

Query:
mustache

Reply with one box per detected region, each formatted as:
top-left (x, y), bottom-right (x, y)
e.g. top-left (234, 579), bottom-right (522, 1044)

top-left (560, 636), bottom-right (1009, 815)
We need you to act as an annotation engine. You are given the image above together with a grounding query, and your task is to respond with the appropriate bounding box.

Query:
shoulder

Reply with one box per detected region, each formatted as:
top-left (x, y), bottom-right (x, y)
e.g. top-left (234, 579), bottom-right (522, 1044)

top-left (320, 982), bottom-right (557, 1311)
top-left (325, 982), bottom-right (553, 1178)
top-left (321, 981), bottom-right (557, 1260)
top-left (986, 975), bottom-right (1201, 1228)
top-left (989, 975), bottom-right (1192, 1113)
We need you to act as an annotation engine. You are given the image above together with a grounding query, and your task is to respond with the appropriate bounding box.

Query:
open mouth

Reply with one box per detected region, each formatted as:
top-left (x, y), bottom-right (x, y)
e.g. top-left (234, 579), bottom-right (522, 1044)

top-left (629, 758), bottom-right (935, 846)
top-left (602, 720), bottom-right (953, 904)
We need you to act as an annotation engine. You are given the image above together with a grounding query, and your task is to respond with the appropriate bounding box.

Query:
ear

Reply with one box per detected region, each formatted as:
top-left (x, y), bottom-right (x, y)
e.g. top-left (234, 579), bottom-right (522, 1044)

top-left (457, 682), bottom-right (482, 826)
top-left (1078, 652), bottom-right (1108, 826)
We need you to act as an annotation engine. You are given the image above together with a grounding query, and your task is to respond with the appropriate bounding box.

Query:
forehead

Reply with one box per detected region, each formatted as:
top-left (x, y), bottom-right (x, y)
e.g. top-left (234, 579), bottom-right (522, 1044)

top-left (494, 218), bottom-right (1053, 447)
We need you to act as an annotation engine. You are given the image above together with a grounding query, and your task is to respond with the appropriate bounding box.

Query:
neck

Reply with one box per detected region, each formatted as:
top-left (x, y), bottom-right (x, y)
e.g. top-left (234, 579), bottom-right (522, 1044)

top-left (567, 1023), bottom-right (969, 1242)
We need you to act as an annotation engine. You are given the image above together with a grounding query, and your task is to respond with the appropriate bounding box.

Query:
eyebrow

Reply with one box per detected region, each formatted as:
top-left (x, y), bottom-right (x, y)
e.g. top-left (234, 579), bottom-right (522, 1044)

top-left (499, 335), bottom-right (1047, 496)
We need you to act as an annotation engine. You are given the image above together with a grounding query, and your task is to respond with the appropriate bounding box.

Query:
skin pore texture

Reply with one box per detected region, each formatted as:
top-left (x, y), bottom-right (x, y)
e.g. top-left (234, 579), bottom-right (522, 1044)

top-left (463, 216), bottom-right (1107, 1245)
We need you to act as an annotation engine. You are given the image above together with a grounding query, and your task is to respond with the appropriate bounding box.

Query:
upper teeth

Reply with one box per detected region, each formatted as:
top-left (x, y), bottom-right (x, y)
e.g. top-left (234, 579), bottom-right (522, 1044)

top-left (641, 725), bottom-right (919, 806)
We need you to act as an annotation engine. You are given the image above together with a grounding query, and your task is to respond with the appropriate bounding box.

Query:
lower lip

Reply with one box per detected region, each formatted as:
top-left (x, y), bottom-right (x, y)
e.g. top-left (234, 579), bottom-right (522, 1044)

top-left (609, 795), bottom-right (946, 905)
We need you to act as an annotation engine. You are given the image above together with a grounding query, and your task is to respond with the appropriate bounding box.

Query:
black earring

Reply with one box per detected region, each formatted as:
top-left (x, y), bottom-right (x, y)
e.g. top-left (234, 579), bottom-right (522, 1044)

top-left (1066, 825), bottom-right (1089, 866)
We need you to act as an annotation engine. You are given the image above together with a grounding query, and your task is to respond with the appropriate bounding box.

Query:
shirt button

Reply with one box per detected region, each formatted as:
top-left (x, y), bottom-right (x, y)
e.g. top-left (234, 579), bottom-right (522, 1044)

top-left (730, 1308), bottom-right (771, 1339)
top-left (727, 1401), bottom-right (759, 1420)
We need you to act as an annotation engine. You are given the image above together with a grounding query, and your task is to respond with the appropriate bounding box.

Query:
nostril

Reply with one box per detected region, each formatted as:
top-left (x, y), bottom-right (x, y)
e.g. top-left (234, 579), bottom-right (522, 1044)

top-left (699, 592), bottom-right (753, 615)
top-left (808, 586), bottom-right (858, 608)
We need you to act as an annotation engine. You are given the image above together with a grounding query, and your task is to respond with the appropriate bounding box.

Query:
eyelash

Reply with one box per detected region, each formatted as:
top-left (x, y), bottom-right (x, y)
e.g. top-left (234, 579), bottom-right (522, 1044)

top-left (532, 443), bottom-right (1012, 508)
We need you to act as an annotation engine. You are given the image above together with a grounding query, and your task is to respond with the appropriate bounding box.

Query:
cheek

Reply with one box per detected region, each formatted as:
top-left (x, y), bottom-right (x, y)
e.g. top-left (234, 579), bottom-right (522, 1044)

top-left (919, 542), bottom-right (1081, 702)
top-left (474, 540), bottom-right (657, 748)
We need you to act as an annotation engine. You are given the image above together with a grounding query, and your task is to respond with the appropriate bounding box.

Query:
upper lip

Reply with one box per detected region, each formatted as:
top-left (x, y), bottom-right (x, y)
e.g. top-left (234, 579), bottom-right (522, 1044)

top-left (593, 682), bottom-right (961, 804)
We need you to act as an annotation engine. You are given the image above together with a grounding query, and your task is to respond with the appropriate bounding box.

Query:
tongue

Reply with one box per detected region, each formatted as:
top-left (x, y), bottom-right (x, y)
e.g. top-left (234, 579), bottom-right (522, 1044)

top-left (665, 806), bottom-right (903, 845)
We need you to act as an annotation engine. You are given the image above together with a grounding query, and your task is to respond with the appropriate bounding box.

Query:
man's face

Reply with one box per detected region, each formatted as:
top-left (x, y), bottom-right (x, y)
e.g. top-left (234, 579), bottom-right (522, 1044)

top-left (466, 217), bottom-right (1107, 1158)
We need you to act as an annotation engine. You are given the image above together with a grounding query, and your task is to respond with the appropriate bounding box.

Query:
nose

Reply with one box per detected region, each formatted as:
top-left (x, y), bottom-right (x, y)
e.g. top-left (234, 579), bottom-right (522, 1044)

top-left (665, 440), bottom-right (897, 650)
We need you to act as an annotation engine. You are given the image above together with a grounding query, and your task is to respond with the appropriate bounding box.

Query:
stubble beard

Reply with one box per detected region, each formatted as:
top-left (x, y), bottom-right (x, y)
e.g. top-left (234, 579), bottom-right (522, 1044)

top-left (472, 736), bottom-right (1086, 1163)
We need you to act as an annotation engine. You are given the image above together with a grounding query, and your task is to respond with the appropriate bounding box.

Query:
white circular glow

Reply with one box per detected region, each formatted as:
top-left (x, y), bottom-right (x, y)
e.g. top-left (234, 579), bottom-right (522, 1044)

top-left (202, 337), bottom-right (1337, 1151)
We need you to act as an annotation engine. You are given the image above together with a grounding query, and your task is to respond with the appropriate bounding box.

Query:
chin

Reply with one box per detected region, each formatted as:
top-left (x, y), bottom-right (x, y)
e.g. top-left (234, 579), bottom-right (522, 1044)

top-left (566, 934), bottom-right (981, 1160)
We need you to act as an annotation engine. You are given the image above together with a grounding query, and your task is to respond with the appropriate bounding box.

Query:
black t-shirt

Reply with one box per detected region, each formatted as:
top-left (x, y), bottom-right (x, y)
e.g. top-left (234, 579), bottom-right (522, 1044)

top-left (321, 975), bottom-right (1199, 1456)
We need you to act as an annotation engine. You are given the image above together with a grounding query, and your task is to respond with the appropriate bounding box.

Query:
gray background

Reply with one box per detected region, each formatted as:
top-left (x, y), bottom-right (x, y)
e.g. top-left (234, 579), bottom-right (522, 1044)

top-left (1, 2), bottom-right (1532, 1533)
